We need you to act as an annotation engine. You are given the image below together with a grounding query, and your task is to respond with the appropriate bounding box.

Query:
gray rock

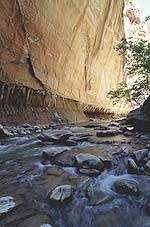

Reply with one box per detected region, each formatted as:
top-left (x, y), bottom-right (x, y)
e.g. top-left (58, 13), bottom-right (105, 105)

top-left (49, 185), bottom-right (73, 204)
top-left (132, 149), bottom-right (149, 164)
top-left (144, 160), bottom-right (150, 174)
top-left (21, 123), bottom-right (31, 128)
top-left (143, 224), bottom-right (150, 227)
top-left (42, 147), bottom-right (68, 159)
top-left (78, 168), bottom-right (100, 176)
top-left (83, 124), bottom-right (106, 129)
top-left (140, 135), bottom-right (149, 140)
top-left (94, 126), bottom-right (109, 130)
top-left (139, 166), bottom-right (144, 172)
top-left (112, 179), bottom-right (140, 196)
top-left (75, 153), bottom-right (104, 170)
top-left (99, 156), bottom-right (112, 168)
top-left (86, 181), bottom-right (114, 206)
top-left (145, 197), bottom-right (150, 215)
top-left (123, 131), bottom-right (133, 136)
top-left (113, 147), bottom-right (129, 157)
top-left (0, 196), bottom-right (16, 214)
top-left (146, 143), bottom-right (150, 151)
top-left (0, 125), bottom-right (12, 139)
top-left (127, 158), bottom-right (139, 174)
top-left (41, 225), bottom-right (53, 227)
top-left (38, 132), bottom-right (76, 146)
top-left (70, 135), bottom-right (90, 142)
top-left (46, 167), bottom-right (64, 176)
top-left (119, 125), bottom-right (127, 132)
top-left (65, 139), bottom-right (78, 146)
top-left (19, 130), bottom-right (27, 135)
top-left (127, 95), bottom-right (150, 132)
top-left (96, 129), bottom-right (121, 137)
top-left (18, 214), bottom-right (52, 227)
top-left (135, 132), bottom-right (141, 138)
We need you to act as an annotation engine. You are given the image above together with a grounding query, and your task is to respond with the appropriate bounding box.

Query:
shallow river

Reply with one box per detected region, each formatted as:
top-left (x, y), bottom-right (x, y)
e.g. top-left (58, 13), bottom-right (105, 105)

top-left (0, 120), bottom-right (150, 227)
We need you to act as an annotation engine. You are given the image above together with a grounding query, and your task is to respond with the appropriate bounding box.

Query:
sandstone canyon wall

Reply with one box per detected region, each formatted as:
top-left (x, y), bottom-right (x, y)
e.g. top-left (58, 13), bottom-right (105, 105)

top-left (0, 0), bottom-right (124, 125)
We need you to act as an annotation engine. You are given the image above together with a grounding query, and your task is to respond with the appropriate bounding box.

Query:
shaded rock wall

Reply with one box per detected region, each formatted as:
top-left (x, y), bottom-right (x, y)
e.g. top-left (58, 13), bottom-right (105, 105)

top-left (127, 95), bottom-right (150, 132)
top-left (0, 0), bottom-right (124, 124)
top-left (0, 81), bottom-right (86, 125)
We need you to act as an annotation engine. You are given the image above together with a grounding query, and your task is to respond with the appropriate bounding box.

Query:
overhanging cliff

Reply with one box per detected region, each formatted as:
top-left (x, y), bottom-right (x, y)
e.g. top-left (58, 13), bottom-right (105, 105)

top-left (0, 0), bottom-right (125, 125)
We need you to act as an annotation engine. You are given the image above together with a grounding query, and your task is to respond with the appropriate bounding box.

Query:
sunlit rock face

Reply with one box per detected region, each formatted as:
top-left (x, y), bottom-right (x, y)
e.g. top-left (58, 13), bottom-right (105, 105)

top-left (124, 0), bottom-right (150, 41)
top-left (0, 0), bottom-right (125, 124)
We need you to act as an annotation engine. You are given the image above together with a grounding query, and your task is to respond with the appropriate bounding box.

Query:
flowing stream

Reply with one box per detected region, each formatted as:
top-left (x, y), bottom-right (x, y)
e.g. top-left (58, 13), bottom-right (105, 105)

top-left (0, 120), bottom-right (150, 227)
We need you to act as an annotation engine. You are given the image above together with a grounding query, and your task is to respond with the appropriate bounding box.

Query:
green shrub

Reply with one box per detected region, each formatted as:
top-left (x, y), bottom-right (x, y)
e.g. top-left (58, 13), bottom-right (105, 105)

top-left (108, 38), bottom-right (150, 105)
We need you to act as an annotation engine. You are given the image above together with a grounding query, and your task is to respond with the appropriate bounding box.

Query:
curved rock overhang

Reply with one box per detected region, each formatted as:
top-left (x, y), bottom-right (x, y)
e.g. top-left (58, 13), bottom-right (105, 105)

top-left (0, 0), bottom-right (125, 125)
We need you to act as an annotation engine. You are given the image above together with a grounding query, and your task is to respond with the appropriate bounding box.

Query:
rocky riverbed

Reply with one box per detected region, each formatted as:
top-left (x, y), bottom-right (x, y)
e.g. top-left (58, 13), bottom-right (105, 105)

top-left (0, 119), bottom-right (150, 227)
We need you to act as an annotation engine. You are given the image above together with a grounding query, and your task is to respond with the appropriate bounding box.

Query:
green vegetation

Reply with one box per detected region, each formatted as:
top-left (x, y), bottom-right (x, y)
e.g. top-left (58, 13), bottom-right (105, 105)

top-left (108, 38), bottom-right (150, 105)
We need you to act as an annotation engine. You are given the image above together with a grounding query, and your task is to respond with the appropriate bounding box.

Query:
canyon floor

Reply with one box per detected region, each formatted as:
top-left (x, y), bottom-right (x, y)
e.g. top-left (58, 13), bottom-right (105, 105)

top-left (0, 119), bottom-right (150, 227)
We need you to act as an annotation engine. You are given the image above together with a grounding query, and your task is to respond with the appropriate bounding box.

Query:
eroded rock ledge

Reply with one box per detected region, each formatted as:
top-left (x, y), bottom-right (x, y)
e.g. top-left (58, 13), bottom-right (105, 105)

top-left (0, 81), bottom-right (86, 125)
top-left (0, 0), bottom-right (124, 124)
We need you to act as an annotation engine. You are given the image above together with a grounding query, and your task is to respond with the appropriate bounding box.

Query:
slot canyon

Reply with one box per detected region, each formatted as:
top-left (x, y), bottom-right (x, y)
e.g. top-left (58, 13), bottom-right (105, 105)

top-left (0, 1), bottom-right (150, 227)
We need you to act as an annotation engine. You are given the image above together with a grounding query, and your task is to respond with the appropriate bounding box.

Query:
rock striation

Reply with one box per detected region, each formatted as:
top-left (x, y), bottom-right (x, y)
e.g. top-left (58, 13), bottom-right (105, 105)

top-left (0, 0), bottom-right (124, 124)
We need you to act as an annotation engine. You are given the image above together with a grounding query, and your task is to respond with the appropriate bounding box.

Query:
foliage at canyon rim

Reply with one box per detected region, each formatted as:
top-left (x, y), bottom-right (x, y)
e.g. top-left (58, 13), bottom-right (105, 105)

top-left (108, 37), bottom-right (150, 105)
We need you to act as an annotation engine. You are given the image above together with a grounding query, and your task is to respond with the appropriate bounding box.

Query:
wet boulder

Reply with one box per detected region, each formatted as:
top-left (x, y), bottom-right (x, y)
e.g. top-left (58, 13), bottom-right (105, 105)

top-left (0, 125), bottom-right (12, 139)
top-left (96, 129), bottom-right (121, 137)
top-left (94, 125), bottom-right (109, 130)
top-left (112, 179), bottom-right (140, 196)
top-left (83, 124), bottom-right (106, 129)
top-left (41, 225), bottom-right (53, 227)
top-left (69, 134), bottom-right (91, 142)
top-left (127, 158), bottom-right (139, 174)
top-left (123, 131), bottom-right (133, 137)
top-left (87, 188), bottom-right (113, 206)
top-left (144, 160), bottom-right (150, 174)
top-left (75, 153), bottom-right (104, 171)
top-left (86, 176), bottom-right (114, 206)
top-left (140, 135), bottom-right (150, 140)
top-left (146, 143), bottom-right (150, 151)
top-left (46, 167), bottom-right (64, 176)
top-left (78, 168), bottom-right (100, 177)
top-left (18, 215), bottom-right (53, 227)
top-left (113, 147), bottom-right (129, 157)
top-left (127, 96), bottom-right (150, 132)
top-left (38, 132), bottom-right (76, 146)
top-left (131, 149), bottom-right (149, 164)
top-left (49, 185), bottom-right (73, 205)
top-left (143, 224), bottom-right (150, 227)
top-left (42, 147), bottom-right (68, 160)
top-left (21, 123), bottom-right (31, 128)
top-left (145, 197), bottom-right (150, 216)
top-left (0, 196), bottom-right (16, 214)
top-left (99, 155), bottom-right (113, 168)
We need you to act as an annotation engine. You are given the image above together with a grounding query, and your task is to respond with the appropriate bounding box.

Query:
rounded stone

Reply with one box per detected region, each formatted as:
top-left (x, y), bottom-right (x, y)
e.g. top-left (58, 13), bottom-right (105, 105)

top-left (145, 197), bottom-right (150, 216)
top-left (146, 143), bottom-right (150, 151)
top-left (132, 149), bottom-right (148, 164)
top-left (41, 225), bottom-right (53, 227)
top-left (143, 224), bottom-right (150, 227)
top-left (0, 125), bottom-right (12, 138)
top-left (112, 179), bottom-right (140, 196)
top-left (127, 158), bottom-right (139, 174)
top-left (144, 160), bottom-right (150, 174)
top-left (96, 130), bottom-right (121, 137)
top-left (78, 168), bottom-right (100, 176)
top-left (49, 185), bottom-right (73, 204)
top-left (0, 196), bottom-right (15, 214)
top-left (75, 153), bottom-right (104, 170)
